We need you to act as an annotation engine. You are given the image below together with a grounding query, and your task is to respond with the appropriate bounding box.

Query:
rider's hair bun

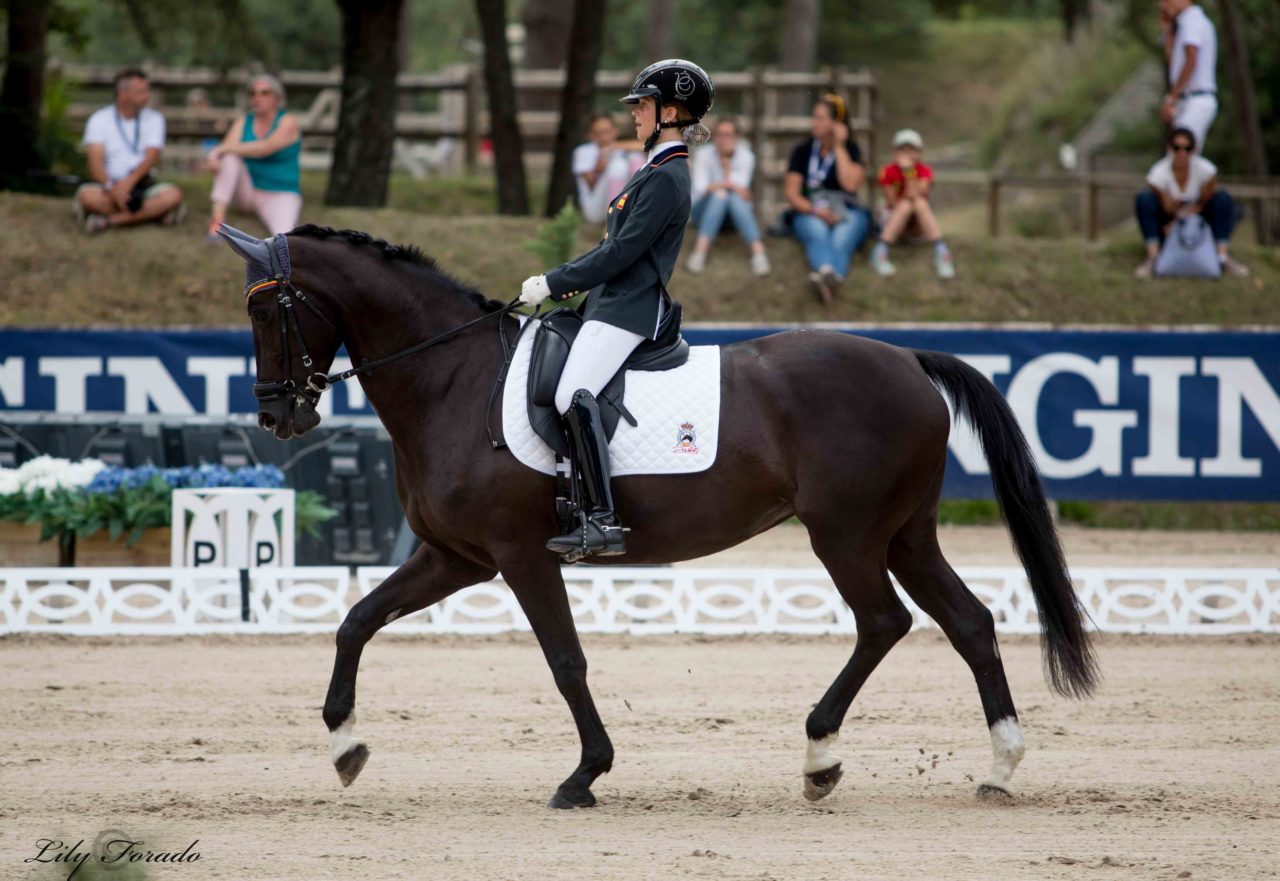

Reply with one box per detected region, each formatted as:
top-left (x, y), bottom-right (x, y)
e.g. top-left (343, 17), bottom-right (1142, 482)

top-left (681, 121), bottom-right (711, 147)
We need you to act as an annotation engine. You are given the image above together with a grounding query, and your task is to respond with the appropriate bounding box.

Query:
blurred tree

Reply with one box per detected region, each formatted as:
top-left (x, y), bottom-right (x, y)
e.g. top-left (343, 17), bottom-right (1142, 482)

top-left (476, 0), bottom-right (530, 213)
top-left (520, 0), bottom-right (572, 111)
top-left (0, 0), bottom-right (51, 180)
top-left (1059, 0), bottom-right (1090, 42)
top-left (779, 0), bottom-right (819, 113)
top-left (545, 0), bottom-right (605, 216)
top-left (645, 0), bottom-right (674, 61)
top-left (325, 0), bottom-right (404, 206)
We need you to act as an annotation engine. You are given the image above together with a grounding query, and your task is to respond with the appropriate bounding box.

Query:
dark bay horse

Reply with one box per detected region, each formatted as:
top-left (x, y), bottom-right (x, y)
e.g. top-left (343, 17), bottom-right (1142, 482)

top-left (221, 224), bottom-right (1098, 809)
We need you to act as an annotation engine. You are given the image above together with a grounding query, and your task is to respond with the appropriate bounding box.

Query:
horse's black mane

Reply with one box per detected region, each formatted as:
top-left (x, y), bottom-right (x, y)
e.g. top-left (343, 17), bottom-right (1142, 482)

top-left (288, 224), bottom-right (506, 313)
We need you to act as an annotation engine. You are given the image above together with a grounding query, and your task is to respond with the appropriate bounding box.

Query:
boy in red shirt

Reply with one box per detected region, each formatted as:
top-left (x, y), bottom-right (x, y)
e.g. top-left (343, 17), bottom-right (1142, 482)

top-left (870, 129), bottom-right (954, 279)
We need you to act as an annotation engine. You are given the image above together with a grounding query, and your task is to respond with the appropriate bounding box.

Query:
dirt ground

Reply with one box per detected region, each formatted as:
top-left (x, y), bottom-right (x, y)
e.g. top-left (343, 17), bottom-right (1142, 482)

top-left (683, 522), bottom-right (1280, 569)
top-left (2, 631), bottom-right (1278, 881)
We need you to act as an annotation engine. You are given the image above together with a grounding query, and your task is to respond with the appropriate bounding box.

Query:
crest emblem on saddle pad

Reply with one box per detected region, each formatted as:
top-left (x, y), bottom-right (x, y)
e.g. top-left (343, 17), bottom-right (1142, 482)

top-left (673, 421), bottom-right (698, 454)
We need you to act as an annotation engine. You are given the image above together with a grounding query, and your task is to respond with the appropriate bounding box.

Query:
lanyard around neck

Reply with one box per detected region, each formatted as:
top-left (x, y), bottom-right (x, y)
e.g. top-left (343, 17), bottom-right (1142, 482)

top-left (114, 107), bottom-right (142, 154)
top-left (807, 140), bottom-right (836, 191)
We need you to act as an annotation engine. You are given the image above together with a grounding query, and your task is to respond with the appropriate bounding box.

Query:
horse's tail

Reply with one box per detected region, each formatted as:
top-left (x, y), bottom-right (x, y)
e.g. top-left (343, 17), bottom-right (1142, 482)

top-left (913, 349), bottom-right (1099, 699)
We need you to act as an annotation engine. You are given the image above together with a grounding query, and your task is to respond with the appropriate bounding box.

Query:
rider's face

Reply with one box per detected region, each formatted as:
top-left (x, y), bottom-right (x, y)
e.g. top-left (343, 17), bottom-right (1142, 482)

top-left (631, 98), bottom-right (656, 142)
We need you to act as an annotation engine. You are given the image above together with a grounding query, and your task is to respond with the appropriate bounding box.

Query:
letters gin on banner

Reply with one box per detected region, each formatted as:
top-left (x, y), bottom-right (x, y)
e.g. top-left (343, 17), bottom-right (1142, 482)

top-left (171, 488), bottom-right (295, 569)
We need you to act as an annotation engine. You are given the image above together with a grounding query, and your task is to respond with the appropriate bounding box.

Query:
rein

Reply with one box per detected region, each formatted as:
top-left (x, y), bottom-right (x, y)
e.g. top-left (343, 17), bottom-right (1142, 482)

top-left (244, 270), bottom-right (524, 409)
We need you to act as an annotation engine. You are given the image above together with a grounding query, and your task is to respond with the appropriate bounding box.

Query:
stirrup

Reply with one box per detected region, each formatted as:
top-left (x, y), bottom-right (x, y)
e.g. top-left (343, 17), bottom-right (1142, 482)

top-left (546, 513), bottom-right (628, 561)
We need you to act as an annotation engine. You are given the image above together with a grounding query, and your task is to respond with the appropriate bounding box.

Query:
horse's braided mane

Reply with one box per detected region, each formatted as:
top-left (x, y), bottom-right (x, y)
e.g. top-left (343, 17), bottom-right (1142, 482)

top-left (288, 224), bottom-right (506, 313)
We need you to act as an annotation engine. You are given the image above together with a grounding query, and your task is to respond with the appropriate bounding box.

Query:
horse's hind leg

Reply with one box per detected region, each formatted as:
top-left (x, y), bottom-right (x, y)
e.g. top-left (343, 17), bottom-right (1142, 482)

top-left (323, 542), bottom-right (496, 787)
top-left (888, 492), bottom-right (1025, 799)
top-left (801, 522), bottom-right (914, 801)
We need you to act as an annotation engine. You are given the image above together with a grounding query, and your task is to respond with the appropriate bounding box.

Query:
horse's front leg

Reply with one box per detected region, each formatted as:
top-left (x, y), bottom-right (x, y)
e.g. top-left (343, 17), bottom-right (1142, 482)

top-left (504, 554), bottom-right (614, 809)
top-left (323, 541), bottom-right (496, 786)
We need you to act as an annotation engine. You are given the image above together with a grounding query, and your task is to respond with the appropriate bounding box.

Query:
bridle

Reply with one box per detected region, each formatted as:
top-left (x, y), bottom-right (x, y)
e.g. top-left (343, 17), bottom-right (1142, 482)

top-left (244, 234), bottom-right (523, 412)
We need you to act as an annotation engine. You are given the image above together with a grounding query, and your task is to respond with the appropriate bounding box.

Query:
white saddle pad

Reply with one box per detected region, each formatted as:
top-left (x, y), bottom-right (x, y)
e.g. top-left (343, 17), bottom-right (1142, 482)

top-left (501, 318), bottom-right (721, 476)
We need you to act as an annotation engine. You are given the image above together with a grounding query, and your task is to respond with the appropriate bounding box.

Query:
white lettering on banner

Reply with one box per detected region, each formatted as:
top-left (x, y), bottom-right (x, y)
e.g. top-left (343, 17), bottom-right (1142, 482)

top-left (1006, 354), bottom-right (1139, 479)
top-left (38, 357), bottom-right (101, 412)
top-left (1201, 358), bottom-right (1280, 478)
top-left (1132, 357), bottom-right (1197, 477)
top-left (106, 357), bottom-right (195, 415)
top-left (944, 356), bottom-right (1012, 476)
top-left (0, 358), bottom-right (24, 407)
top-left (188, 357), bottom-right (249, 415)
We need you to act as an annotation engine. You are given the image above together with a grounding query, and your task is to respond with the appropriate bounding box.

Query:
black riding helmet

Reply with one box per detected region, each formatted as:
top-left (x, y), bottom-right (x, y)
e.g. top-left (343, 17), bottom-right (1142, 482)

top-left (621, 59), bottom-right (715, 151)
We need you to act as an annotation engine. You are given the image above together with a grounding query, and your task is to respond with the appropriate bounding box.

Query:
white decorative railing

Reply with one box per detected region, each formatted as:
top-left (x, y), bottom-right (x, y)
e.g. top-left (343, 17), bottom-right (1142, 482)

top-left (1, 567), bottom-right (1277, 636)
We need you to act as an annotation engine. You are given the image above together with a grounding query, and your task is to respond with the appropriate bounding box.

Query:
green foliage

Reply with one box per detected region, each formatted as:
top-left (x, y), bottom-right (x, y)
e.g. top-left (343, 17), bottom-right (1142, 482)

top-left (524, 202), bottom-right (582, 270)
top-left (0, 482), bottom-right (335, 547)
top-left (937, 499), bottom-right (1003, 525)
top-left (39, 72), bottom-right (88, 177)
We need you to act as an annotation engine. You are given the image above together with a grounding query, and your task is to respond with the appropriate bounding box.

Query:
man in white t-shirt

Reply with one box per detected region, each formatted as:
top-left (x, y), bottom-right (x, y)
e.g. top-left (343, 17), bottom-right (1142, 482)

top-left (572, 114), bottom-right (643, 225)
top-left (74, 68), bottom-right (184, 234)
top-left (1159, 0), bottom-right (1217, 153)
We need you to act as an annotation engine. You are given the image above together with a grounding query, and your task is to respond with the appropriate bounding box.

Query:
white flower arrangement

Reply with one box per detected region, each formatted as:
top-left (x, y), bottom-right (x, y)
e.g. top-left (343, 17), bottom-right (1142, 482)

top-left (0, 456), bottom-right (107, 497)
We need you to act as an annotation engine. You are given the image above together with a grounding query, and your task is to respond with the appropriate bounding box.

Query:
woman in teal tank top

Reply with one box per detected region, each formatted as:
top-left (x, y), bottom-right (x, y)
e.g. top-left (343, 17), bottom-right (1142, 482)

top-left (204, 74), bottom-right (303, 238)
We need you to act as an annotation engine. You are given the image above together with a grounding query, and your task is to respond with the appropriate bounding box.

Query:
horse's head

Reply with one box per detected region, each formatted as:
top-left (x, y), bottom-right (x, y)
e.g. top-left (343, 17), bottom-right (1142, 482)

top-left (218, 224), bottom-right (341, 439)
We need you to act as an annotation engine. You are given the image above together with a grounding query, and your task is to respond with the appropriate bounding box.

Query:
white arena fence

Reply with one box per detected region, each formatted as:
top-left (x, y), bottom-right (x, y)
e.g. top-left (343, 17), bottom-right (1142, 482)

top-left (2, 566), bottom-right (1279, 636)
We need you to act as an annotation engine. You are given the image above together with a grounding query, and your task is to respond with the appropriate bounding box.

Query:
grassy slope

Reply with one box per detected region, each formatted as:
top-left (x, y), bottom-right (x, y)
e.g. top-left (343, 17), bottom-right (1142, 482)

top-left (2, 181), bottom-right (1277, 328)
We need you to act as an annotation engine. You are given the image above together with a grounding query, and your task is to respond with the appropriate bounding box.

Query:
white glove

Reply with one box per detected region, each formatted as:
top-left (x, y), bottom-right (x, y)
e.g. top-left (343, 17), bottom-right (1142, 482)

top-left (520, 275), bottom-right (552, 307)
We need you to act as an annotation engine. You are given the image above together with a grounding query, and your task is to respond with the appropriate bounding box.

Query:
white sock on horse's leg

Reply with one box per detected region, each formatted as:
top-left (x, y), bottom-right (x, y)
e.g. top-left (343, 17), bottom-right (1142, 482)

top-left (330, 711), bottom-right (371, 787)
top-left (802, 734), bottom-right (843, 800)
top-left (330, 712), bottom-right (361, 764)
top-left (982, 716), bottom-right (1025, 794)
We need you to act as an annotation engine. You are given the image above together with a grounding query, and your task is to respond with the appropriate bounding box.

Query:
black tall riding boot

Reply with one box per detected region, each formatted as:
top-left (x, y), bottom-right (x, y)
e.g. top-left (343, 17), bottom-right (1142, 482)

top-left (546, 390), bottom-right (627, 559)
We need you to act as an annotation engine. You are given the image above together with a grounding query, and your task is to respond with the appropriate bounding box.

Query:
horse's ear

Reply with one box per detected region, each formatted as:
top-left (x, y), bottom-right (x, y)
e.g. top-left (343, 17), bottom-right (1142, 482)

top-left (217, 223), bottom-right (273, 267)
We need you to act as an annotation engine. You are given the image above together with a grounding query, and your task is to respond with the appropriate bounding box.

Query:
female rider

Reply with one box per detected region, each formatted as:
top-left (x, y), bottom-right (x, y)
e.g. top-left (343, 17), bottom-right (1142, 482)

top-left (520, 59), bottom-right (715, 559)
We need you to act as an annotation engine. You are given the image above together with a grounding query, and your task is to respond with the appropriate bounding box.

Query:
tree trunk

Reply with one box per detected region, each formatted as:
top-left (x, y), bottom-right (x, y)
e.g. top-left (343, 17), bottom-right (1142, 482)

top-left (521, 0), bottom-right (574, 111)
top-left (325, 0), bottom-right (404, 207)
top-left (545, 0), bottom-right (606, 217)
top-left (1215, 0), bottom-right (1272, 242)
top-left (475, 0), bottom-right (530, 215)
top-left (645, 0), bottom-right (675, 61)
top-left (778, 0), bottom-right (819, 114)
top-left (1061, 0), bottom-right (1092, 42)
top-left (0, 0), bottom-right (50, 183)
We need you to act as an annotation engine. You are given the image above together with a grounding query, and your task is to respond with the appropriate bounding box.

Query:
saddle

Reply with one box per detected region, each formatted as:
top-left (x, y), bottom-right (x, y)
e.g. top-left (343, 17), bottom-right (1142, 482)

top-left (526, 303), bottom-right (689, 457)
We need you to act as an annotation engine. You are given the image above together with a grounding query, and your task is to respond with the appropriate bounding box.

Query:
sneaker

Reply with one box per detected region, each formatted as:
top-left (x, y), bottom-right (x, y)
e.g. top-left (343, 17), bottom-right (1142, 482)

top-left (1221, 255), bottom-right (1250, 278)
top-left (821, 267), bottom-right (842, 296)
top-left (870, 250), bottom-right (896, 277)
top-left (750, 250), bottom-right (771, 277)
top-left (1133, 258), bottom-right (1155, 279)
top-left (84, 214), bottom-right (111, 235)
top-left (808, 272), bottom-right (833, 305)
top-left (72, 197), bottom-right (86, 227)
top-left (935, 250), bottom-right (956, 279)
top-left (162, 201), bottom-right (188, 227)
top-left (686, 250), bottom-right (707, 274)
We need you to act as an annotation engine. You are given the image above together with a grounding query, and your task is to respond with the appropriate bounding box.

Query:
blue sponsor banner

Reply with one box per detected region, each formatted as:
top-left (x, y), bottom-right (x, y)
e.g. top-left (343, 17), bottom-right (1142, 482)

top-left (1, 326), bottom-right (1278, 501)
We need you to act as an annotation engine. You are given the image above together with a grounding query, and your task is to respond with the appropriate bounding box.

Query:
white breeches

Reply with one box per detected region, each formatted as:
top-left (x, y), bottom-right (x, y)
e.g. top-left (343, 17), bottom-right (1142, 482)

top-left (1173, 95), bottom-right (1217, 154)
top-left (555, 320), bottom-right (645, 414)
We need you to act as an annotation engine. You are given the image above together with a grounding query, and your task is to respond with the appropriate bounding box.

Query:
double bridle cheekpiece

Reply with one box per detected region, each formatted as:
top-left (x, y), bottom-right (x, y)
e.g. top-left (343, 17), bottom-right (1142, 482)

top-left (244, 233), bottom-right (523, 411)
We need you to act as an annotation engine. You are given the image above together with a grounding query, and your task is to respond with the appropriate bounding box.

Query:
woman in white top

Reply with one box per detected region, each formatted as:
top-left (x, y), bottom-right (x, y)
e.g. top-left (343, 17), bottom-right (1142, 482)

top-left (572, 114), bottom-right (644, 225)
top-left (1134, 128), bottom-right (1246, 278)
top-left (685, 117), bottom-right (770, 277)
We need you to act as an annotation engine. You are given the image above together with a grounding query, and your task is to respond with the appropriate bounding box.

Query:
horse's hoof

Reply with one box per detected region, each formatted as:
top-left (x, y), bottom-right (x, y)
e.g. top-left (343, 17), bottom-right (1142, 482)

top-left (547, 785), bottom-right (597, 809)
top-left (976, 782), bottom-right (1013, 801)
top-left (335, 742), bottom-right (370, 788)
top-left (803, 762), bottom-right (843, 801)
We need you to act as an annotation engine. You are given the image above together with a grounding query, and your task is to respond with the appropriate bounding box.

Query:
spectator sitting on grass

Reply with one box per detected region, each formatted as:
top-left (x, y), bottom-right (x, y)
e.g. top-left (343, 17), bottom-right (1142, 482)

top-left (1133, 127), bottom-right (1247, 278)
top-left (573, 113), bottom-right (644, 226)
top-left (203, 74), bottom-right (302, 239)
top-left (686, 117), bottom-right (771, 277)
top-left (869, 129), bottom-right (954, 279)
top-left (74, 68), bottom-right (185, 234)
top-left (782, 93), bottom-right (869, 304)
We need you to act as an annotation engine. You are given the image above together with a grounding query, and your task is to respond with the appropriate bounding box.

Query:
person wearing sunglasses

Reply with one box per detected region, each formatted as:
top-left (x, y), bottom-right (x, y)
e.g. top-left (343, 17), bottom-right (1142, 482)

top-left (1134, 128), bottom-right (1247, 278)
top-left (203, 74), bottom-right (302, 240)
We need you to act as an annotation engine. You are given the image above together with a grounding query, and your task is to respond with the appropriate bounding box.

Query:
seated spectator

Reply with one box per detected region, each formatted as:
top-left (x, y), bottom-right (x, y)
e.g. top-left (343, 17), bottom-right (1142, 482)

top-left (686, 117), bottom-right (770, 277)
top-left (204, 74), bottom-right (302, 239)
top-left (74, 68), bottom-right (184, 234)
top-left (573, 113), bottom-right (644, 225)
top-left (1134, 128), bottom-right (1247, 278)
top-left (869, 129), bottom-right (954, 279)
top-left (783, 94), bottom-right (870, 303)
